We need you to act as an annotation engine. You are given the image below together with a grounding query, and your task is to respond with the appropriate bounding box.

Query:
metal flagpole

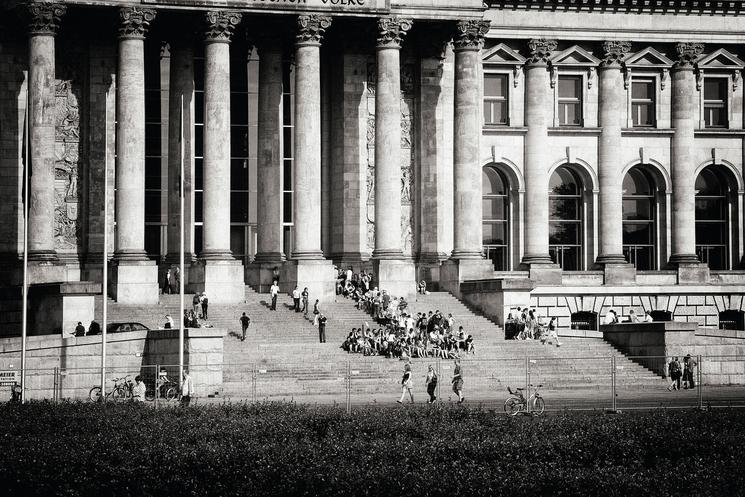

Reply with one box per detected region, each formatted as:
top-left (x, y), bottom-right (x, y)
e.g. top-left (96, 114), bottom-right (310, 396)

top-left (178, 95), bottom-right (185, 382)
top-left (20, 87), bottom-right (30, 404)
top-left (101, 94), bottom-right (109, 399)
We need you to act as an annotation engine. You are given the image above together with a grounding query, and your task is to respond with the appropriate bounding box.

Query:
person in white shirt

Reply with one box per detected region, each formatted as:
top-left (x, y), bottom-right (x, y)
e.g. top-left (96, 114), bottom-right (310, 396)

top-left (627, 309), bottom-right (639, 323)
top-left (604, 309), bottom-right (619, 325)
top-left (181, 370), bottom-right (194, 406)
top-left (292, 286), bottom-right (301, 312)
top-left (642, 311), bottom-right (654, 323)
top-left (164, 314), bottom-right (174, 329)
top-left (132, 375), bottom-right (147, 402)
top-left (270, 280), bottom-right (280, 311)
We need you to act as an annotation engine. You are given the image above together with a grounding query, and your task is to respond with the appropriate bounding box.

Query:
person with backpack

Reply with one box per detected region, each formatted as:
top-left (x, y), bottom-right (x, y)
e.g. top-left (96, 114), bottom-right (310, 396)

top-left (239, 312), bottom-right (250, 342)
top-left (425, 364), bottom-right (438, 403)
top-left (667, 356), bottom-right (682, 391)
top-left (683, 354), bottom-right (697, 389)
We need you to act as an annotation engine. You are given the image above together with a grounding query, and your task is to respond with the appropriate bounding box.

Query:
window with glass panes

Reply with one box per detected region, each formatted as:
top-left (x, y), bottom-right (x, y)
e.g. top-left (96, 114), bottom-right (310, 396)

top-left (229, 42), bottom-right (252, 262)
top-left (483, 73), bottom-right (508, 125)
top-left (549, 166), bottom-right (583, 270)
top-left (622, 167), bottom-right (656, 270)
top-left (696, 166), bottom-right (730, 270)
top-left (631, 78), bottom-right (655, 127)
top-left (193, 52), bottom-right (205, 255)
top-left (144, 41), bottom-right (167, 261)
top-left (482, 167), bottom-right (510, 270)
top-left (558, 75), bottom-right (582, 126)
top-left (704, 78), bottom-right (728, 128)
top-left (282, 59), bottom-right (294, 257)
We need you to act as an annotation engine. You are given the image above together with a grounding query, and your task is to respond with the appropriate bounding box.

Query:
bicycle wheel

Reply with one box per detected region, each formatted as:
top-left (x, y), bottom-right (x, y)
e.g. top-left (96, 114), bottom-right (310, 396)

top-left (533, 397), bottom-right (545, 416)
top-left (145, 386), bottom-right (155, 402)
top-left (504, 398), bottom-right (521, 416)
top-left (89, 386), bottom-right (102, 402)
top-left (165, 386), bottom-right (178, 401)
top-left (111, 387), bottom-right (127, 401)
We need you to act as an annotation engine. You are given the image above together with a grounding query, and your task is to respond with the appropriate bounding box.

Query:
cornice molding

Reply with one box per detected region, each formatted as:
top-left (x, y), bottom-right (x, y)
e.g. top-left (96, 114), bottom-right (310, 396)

top-left (485, 0), bottom-right (745, 15)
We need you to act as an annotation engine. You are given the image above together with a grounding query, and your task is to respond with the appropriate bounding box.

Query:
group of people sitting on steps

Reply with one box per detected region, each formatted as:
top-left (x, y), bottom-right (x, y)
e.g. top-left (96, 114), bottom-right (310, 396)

top-left (336, 266), bottom-right (373, 299)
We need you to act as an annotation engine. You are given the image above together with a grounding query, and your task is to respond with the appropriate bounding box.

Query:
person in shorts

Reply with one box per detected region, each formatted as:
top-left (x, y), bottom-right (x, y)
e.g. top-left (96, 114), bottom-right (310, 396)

top-left (397, 361), bottom-right (414, 404)
top-left (452, 359), bottom-right (464, 404)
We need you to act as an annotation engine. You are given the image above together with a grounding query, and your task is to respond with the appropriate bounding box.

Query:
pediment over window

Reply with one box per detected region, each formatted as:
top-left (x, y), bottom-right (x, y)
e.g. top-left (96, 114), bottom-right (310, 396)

top-left (697, 48), bottom-right (745, 70)
top-left (550, 45), bottom-right (600, 67)
top-left (482, 43), bottom-right (527, 66)
top-left (624, 47), bottom-right (674, 69)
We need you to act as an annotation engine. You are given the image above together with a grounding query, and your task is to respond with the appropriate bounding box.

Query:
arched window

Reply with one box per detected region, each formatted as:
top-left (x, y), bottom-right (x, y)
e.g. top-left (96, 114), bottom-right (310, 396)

top-left (695, 166), bottom-right (731, 270)
top-left (622, 167), bottom-right (656, 270)
top-left (549, 166), bottom-right (583, 270)
top-left (482, 167), bottom-right (510, 270)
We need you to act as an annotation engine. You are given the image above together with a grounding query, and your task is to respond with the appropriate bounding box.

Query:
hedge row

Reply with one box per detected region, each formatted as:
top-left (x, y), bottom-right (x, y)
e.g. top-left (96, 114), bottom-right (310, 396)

top-left (1, 402), bottom-right (743, 497)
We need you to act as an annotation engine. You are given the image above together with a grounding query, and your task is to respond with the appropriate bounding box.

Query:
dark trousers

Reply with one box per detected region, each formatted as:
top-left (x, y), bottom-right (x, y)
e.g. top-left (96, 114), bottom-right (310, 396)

top-left (319, 326), bottom-right (326, 343)
top-left (271, 294), bottom-right (277, 310)
top-left (181, 395), bottom-right (191, 407)
top-left (427, 383), bottom-right (437, 402)
top-left (202, 304), bottom-right (208, 319)
top-left (294, 298), bottom-right (300, 312)
top-left (684, 370), bottom-right (695, 388)
top-left (241, 325), bottom-right (248, 340)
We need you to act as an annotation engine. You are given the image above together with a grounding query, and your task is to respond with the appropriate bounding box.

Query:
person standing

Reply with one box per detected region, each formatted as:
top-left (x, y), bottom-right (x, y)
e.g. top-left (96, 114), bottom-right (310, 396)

top-left (452, 359), bottom-right (464, 404)
top-left (201, 292), bottom-right (209, 320)
top-left (683, 354), bottom-right (697, 389)
top-left (163, 268), bottom-right (172, 295)
top-left (173, 266), bottom-right (181, 294)
top-left (239, 312), bottom-right (251, 342)
top-left (425, 364), bottom-right (438, 404)
top-left (397, 361), bottom-right (414, 404)
top-left (318, 314), bottom-right (327, 343)
top-left (180, 370), bottom-right (194, 406)
top-left (270, 280), bottom-right (279, 311)
top-left (292, 286), bottom-right (301, 312)
top-left (301, 287), bottom-right (309, 317)
top-left (667, 356), bottom-right (682, 391)
top-left (192, 293), bottom-right (201, 317)
top-left (312, 299), bottom-right (321, 325)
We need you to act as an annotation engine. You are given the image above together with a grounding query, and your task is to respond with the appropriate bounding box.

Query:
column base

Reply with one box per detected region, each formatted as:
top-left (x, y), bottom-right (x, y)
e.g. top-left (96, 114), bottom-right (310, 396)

top-left (675, 262), bottom-right (710, 285)
top-left (416, 252), bottom-right (450, 291)
top-left (281, 259), bottom-right (336, 303)
top-left (253, 252), bottom-right (286, 264)
top-left (191, 259), bottom-right (245, 304)
top-left (330, 253), bottom-right (372, 273)
top-left (527, 262), bottom-right (562, 286)
top-left (165, 252), bottom-right (197, 265)
top-left (28, 250), bottom-right (58, 263)
top-left (109, 260), bottom-right (159, 305)
top-left (599, 262), bottom-right (636, 285)
top-left (440, 258), bottom-right (494, 298)
top-left (245, 261), bottom-right (284, 294)
top-left (521, 253), bottom-right (555, 265)
top-left (26, 260), bottom-right (66, 285)
top-left (373, 259), bottom-right (417, 299)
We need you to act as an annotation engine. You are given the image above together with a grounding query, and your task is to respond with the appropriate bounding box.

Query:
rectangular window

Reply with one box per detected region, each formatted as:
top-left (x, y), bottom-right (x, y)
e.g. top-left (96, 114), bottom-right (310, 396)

top-left (704, 78), bottom-right (728, 128)
top-left (483, 73), bottom-right (508, 125)
top-left (631, 79), bottom-right (655, 127)
top-left (558, 76), bottom-right (582, 126)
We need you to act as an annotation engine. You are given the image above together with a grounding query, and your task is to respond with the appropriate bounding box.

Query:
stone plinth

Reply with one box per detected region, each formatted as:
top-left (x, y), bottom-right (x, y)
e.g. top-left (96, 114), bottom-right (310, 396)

top-left (373, 259), bottom-right (417, 299)
top-left (528, 262), bottom-right (562, 285)
top-left (26, 282), bottom-right (98, 336)
top-left (245, 262), bottom-right (282, 294)
top-left (191, 259), bottom-right (245, 303)
top-left (109, 260), bottom-right (159, 305)
top-left (460, 277), bottom-right (534, 326)
top-left (281, 259), bottom-right (336, 303)
top-left (440, 258), bottom-right (494, 298)
top-left (677, 262), bottom-right (710, 285)
top-left (603, 263), bottom-right (636, 284)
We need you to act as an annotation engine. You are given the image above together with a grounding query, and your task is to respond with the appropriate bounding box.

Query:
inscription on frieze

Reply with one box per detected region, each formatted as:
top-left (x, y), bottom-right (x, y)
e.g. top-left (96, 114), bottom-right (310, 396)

top-left (140, 0), bottom-right (388, 12)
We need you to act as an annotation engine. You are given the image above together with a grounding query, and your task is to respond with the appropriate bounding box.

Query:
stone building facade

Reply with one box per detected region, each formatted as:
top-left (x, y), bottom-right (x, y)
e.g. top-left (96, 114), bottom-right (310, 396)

top-left (1, 0), bottom-right (744, 328)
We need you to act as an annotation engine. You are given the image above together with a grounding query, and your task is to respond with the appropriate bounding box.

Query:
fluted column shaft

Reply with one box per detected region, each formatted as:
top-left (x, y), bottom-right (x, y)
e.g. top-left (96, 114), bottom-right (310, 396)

top-left (27, 2), bottom-right (64, 260)
top-left (522, 39), bottom-right (557, 265)
top-left (452, 20), bottom-right (489, 259)
top-left (293, 15), bottom-right (331, 259)
top-left (255, 42), bottom-right (285, 262)
top-left (201, 11), bottom-right (241, 260)
top-left (115, 8), bottom-right (155, 260)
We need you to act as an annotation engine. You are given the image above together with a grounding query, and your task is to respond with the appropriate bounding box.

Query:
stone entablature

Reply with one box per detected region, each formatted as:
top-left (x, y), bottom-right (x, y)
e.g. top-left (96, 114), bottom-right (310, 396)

top-left (486, 0), bottom-right (745, 15)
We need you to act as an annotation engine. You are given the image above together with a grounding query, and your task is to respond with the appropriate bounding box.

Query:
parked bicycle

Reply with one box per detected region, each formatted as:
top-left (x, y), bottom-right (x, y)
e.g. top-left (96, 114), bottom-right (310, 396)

top-left (504, 384), bottom-right (545, 416)
top-left (145, 373), bottom-right (179, 401)
top-left (89, 376), bottom-right (135, 402)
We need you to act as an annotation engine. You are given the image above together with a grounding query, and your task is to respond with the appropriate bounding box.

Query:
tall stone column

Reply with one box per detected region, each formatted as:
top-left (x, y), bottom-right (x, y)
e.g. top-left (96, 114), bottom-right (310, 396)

top-left (520, 38), bottom-right (561, 284)
top-left (192, 11), bottom-right (245, 303)
top-left (440, 20), bottom-right (495, 296)
top-left (111, 7), bottom-right (159, 304)
top-left (166, 39), bottom-right (196, 267)
top-left (246, 24), bottom-right (286, 292)
top-left (670, 42), bottom-right (709, 283)
top-left (280, 15), bottom-right (336, 300)
top-left (25, 2), bottom-right (66, 283)
top-left (596, 41), bottom-right (635, 283)
top-left (370, 16), bottom-right (416, 297)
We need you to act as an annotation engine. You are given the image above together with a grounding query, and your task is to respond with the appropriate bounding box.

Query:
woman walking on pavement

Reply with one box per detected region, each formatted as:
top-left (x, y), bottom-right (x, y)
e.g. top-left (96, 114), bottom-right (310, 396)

top-left (425, 364), bottom-right (438, 404)
top-left (452, 359), bottom-right (464, 404)
top-left (397, 360), bottom-right (414, 404)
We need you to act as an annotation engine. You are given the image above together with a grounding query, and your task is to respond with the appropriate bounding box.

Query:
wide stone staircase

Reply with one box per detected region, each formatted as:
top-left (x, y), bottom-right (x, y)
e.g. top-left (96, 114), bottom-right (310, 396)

top-left (94, 288), bottom-right (665, 403)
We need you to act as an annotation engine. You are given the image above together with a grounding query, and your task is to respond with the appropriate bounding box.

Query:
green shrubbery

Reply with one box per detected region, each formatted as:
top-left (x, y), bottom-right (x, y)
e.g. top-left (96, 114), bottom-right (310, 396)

top-left (1, 402), bottom-right (743, 497)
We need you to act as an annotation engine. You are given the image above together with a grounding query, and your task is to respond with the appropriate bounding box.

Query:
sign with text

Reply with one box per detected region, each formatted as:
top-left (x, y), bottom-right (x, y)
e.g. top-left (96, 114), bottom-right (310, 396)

top-left (141, 0), bottom-right (390, 13)
top-left (0, 370), bottom-right (18, 387)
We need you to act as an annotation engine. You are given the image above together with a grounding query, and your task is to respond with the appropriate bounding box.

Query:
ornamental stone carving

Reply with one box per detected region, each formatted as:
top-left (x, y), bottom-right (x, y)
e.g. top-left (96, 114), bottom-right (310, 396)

top-left (526, 38), bottom-right (557, 66)
top-left (204, 11), bottom-right (242, 42)
top-left (119, 7), bottom-right (156, 39)
top-left (674, 42), bottom-right (704, 68)
top-left (376, 17), bottom-right (412, 48)
top-left (296, 15), bottom-right (332, 45)
top-left (26, 1), bottom-right (66, 36)
top-left (453, 20), bottom-right (490, 51)
top-left (600, 40), bottom-right (631, 67)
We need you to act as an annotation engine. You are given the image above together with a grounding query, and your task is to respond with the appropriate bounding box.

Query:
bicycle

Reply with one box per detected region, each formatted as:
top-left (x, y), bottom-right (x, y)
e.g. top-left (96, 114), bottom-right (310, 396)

top-left (145, 374), bottom-right (179, 402)
top-left (504, 384), bottom-right (545, 416)
top-left (89, 376), bottom-right (135, 402)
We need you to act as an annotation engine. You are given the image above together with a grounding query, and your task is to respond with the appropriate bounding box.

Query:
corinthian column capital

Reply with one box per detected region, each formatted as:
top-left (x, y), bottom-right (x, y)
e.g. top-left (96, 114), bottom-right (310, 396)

top-left (119, 7), bottom-right (156, 40)
top-left (600, 40), bottom-right (631, 68)
top-left (204, 11), bottom-right (242, 42)
top-left (376, 16), bottom-right (412, 49)
top-left (26, 1), bottom-right (66, 36)
top-left (296, 14), bottom-right (332, 46)
top-left (453, 20), bottom-right (490, 51)
top-left (674, 42), bottom-right (704, 69)
top-left (526, 38), bottom-right (557, 66)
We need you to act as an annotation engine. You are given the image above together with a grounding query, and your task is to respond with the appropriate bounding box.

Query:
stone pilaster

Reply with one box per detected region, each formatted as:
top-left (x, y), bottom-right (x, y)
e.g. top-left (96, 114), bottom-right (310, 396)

top-left (670, 42), bottom-right (709, 283)
top-left (371, 16), bottom-right (416, 297)
top-left (191, 11), bottom-right (245, 302)
top-left (111, 7), bottom-right (159, 303)
top-left (521, 38), bottom-right (561, 284)
top-left (282, 15), bottom-right (336, 301)
top-left (26, 2), bottom-right (65, 265)
top-left (596, 41), bottom-right (636, 283)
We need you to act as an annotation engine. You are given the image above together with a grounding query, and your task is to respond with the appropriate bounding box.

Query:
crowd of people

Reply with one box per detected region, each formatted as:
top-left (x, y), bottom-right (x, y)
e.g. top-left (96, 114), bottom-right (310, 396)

top-left (666, 354), bottom-right (698, 391)
top-left (505, 308), bottom-right (561, 346)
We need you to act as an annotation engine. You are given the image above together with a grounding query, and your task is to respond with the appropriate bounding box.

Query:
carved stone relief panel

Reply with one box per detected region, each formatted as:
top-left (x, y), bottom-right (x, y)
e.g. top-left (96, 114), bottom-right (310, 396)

top-left (54, 71), bottom-right (82, 252)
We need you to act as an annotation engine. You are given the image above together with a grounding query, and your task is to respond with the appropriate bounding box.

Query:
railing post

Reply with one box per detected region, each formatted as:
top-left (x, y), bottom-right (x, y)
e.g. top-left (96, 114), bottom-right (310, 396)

top-left (252, 363), bottom-right (257, 403)
top-left (697, 354), bottom-right (703, 410)
top-left (53, 367), bottom-right (58, 403)
top-left (155, 363), bottom-right (159, 410)
top-left (611, 355), bottom-right (617, 413)
top-left (346, 360), bottom-right (351, 415)
top-left (525, 356), bottom-right (530, 394)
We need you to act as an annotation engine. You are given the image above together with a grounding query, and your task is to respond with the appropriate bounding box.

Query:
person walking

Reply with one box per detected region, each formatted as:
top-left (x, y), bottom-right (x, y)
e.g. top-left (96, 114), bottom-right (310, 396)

top-left (270, 280), bottom-right (279, 311)
top-left (180, 370), bottom-right (194, 406)
top-left (452, 359), bottom-right (464, 404)
top-left (292, 286), bottom-right (301, 312)
top-left (201, 292), bottom-right (209, 320)
top-left (301, 287), bottom-right (309, 317)
top-left (318, 314), bottom-right (327, 343)
top-left (683, 354), bottom-right (697, 389)
top-left (667, 356), bottom-right (682, 391)
top-left (163, 268), bottom-right (172, 295)
top-left (312, 299), bottom-right (321, 325)
top-left (397, 361), bottom-right (414, 404)
top-left (425, 364), bottom-right (438, 404)
top-left (239, 312), bottom-right (251, 342)
top-left (545, 317), bottom-right (561, 347)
